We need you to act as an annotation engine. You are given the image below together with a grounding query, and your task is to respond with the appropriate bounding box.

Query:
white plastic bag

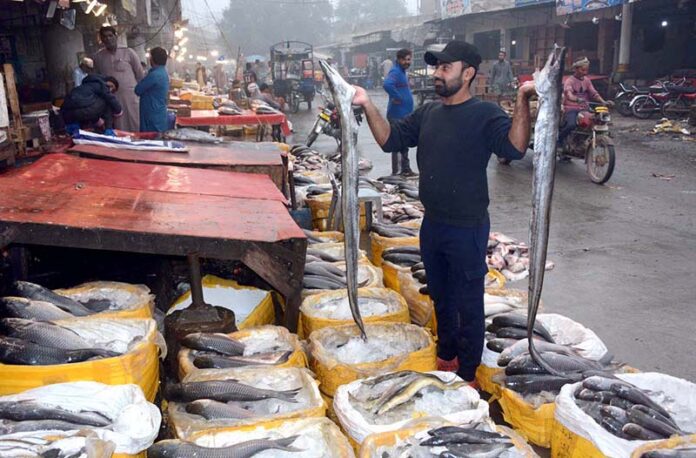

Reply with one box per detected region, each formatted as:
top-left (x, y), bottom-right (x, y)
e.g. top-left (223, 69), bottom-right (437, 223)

top-left (333, 371), bottom-right (489, 445)
top-left (480, 313), bottom-right (610, 368)
top-left (555, 372), bottom-right (696, 457)
top-left (0, 382), bottom-right (161, 454)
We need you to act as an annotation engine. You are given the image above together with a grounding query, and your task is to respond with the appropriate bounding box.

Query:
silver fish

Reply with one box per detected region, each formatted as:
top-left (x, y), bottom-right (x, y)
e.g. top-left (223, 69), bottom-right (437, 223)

top-left (527, 45), bottom-right (570, 377)
top-left (0, 400), bottom-right (110, 426)
top-left (320, 59), bottom-right (366, 339)
top-left (14, 281), bottom-right (93, 317)
top-left (164, 380), bottom-right (300, 403)
top-left (0, 297), bottom-right (74, 321)
top-left (192, 351), bottom-right (292, 369)
top-left (162, 128), bottom-right (222, 143)
top-left (0, 418), bottom-right (89, 434)
top-left (181, 333), bottom-right (245, 356)
top-left (184, 399), bottom-right (255, 420)
top-left (0, 318), bottom-right (93, 351)
top-left (497, 339), bottom-right (581, 366)
top-left (0, 336), bottom-right (118, 365)
top-left (147, 436), bottom-right (301, 458)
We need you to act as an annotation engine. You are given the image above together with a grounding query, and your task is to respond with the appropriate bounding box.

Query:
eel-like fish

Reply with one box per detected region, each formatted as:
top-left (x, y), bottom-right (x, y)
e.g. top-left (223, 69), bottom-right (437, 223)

top-left (319, 59), bottom-right (366, 339)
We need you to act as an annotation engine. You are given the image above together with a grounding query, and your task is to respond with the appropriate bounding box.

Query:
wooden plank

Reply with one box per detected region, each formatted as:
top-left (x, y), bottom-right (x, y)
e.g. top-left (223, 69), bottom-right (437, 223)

top-left (3, 64), bottom-right (24, 157)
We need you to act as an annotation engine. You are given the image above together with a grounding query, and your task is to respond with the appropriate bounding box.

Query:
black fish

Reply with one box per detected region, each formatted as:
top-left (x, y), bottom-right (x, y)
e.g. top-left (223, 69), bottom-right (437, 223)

top-left (14, 281), bottom-right (93, 316)
top-left (491, 312), bottom-right (554, 343)
top-left (505, 374), bottom-right (575, 394)
top-left (181, 333), bottom-right (245, 356)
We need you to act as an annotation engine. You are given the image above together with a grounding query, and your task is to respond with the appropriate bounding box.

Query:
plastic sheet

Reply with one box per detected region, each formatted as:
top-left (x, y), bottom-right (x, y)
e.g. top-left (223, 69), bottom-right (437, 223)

top-left (56, 281), bottom-right (154, 320)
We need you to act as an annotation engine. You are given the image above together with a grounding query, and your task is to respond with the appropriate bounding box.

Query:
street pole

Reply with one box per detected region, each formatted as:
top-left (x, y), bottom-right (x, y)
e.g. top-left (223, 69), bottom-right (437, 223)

top-left (616, 2), bottom-right (633, 75)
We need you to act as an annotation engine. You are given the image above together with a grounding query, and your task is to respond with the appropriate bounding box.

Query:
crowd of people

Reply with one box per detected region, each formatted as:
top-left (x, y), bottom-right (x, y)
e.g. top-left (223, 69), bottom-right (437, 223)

top-left (61, 26), bottom-right (170, 135)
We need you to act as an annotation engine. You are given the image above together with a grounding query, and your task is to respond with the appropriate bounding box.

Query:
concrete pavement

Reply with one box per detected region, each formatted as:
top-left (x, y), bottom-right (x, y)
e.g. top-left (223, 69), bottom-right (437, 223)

top-left (287, 90), bottom-right (696, 382)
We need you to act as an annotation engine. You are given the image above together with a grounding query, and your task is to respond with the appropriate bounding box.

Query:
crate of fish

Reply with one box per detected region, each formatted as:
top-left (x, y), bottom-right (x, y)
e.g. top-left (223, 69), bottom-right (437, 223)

top-left (488, 314), bottom-right (611, 447)
top-left (168, 275), bottom-right (275, 330)
top-left (391, 258), bottom-right (436, 331)
top-left (177, 325), bottom-right (308, 380)
top-left (0, 381), bottom-right (161, 457)
top-left (148, 417), bottom-right (355, 457)
top-left (552, 373), bottom-right (696, 458)
top-left (307, 242), bottom-right (369, 264)
top-left (478, 308), bottom-right (604, 398)
top-left (0, 317), bottom-right (163, 401)
top-left (302, 261), bottom-right (384, 298)
top-left (369, 224), bottom-right (420, 267)
top-left (52, 281), bottom-right (155, 320)
top-left (4, 280), bottom-right (154, 321)
top-left (299, 288), bottom-right (410, 339)
top-left (630, 434), bottom-right (696, 458)
top-left (333, 371), bottom-right (489, 449)
top-left (165, 366), bottom-right (326, 441)
top-left (358, 418), bottom-right (539, 458)
top-left (308, 323), bottom-right (436, 398)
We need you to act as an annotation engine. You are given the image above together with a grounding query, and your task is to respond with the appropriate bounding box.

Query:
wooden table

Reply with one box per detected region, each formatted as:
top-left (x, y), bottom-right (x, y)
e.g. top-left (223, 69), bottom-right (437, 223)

top-left (0, 154), bottom-right (306, 331)
top-left (176, 110), bottom-right (290, 142)
top-left (68, 141), bottom-right (287, 193)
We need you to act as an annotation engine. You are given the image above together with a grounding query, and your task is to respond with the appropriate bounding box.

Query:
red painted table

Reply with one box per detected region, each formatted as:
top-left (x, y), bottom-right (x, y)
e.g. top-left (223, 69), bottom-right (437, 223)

top-left (176, 110), bottom-right (291, 140)
top-left (0, 154), bottom-right (306, 330)
top-left (68, 142), bottom-right (287, 192)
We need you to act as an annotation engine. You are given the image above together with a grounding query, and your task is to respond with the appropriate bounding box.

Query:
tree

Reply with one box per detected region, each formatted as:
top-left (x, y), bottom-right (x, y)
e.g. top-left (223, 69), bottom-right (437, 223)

top-left (220, 0), bottom-right (333, 56)
top-left (334, 0), bottom-right (409, 28)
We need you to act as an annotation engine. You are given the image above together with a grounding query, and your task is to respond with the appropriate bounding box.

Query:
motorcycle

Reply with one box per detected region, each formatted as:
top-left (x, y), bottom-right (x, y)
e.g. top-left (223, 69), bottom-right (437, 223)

top-left (661, 85), bottom-right (696, 119)
top-left (614, 81), bottom-right (666, 117)
top-left (630, 78), bottom-right (688, 119)
top-left (500, 102), bottom-right (615, 184)
top-left (562, 103), bottom-right (615, 184)
top-left (306, 91), bottom-right (363, 147)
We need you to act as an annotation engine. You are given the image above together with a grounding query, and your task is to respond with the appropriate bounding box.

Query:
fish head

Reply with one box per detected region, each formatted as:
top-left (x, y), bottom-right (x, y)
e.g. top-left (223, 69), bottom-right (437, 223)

top-left (533, 45), bottom-right (566, 97)
top-left (319, 59), bottom-right (356, 113)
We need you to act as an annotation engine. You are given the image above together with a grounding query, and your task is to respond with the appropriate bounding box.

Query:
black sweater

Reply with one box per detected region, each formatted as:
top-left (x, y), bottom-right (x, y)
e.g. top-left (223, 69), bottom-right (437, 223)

top-left (382, 98), bottom-right (525, 227)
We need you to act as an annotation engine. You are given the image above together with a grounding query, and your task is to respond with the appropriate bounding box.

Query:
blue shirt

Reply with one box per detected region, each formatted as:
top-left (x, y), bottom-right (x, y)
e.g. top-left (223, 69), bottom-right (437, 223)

top-left (383, 64), bottom-right (413, 119)
top-left (135, 65), bottom-right (169, 132)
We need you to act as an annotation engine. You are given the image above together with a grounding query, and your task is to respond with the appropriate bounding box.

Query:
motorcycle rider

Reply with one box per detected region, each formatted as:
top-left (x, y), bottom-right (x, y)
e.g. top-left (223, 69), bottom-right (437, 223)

top-left (559, 57), bottom-right (612, 146)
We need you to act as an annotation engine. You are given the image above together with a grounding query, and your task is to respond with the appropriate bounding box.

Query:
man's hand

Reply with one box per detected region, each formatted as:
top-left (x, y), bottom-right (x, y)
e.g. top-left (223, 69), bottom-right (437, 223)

top-left (352, 85), bottom-right (370, 107)
top-left (517, 81), bottom-right (536, 100)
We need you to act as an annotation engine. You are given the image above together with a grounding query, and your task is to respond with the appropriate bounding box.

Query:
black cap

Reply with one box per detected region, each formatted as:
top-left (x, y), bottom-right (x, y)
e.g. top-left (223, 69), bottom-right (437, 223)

top-left (424, 41), bottom-right (482, 69)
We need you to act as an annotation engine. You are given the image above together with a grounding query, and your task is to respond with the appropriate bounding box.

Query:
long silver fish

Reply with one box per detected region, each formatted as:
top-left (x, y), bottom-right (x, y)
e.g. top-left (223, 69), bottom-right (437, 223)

top-left (0, 400), bottom-right (111, 426)
top-left (0, 297), bottom-right (74, 321)
top-left (528, 45), bottom-right (572, 378)
top-left (319, 59), bottom-right (366, 339)
top-left (148, 437), bottom-right (301, 458)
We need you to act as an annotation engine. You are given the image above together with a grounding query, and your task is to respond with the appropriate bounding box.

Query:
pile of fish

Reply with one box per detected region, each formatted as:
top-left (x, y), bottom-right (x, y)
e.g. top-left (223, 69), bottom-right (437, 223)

top-left (329, 151), bottom-right (374, 174)
top-left (0, 399), bottom-right (116, 436)
top-left (482, 292), bottom-right (527, 317)
top-left (0, 432), bottom-right (114, 458)
top-left (148, 436), bottom-right (302, 458)
top-left (303, 262), bottom-right (376, 291)
top-left (640, 446), bottom-right (696, 458)
top-left (217, 100), bottom-right (243, 116)
top-left (375, 423), bottom-right (522, 458)
top-left (0, 318), bottom-right (120, 365)
top-left (381, 193), bottom-right (425, 223)
top-left (488, 232), bottom-right (554, 282)
top-left (180, 332), bottom-right (292, 370)
top-left (372, 223), bottom-right (419, 239)
top-left (348, 371), bottom-right (470, 422)
top-left (574, 375), bottom-right (688, 441)
top-left (250, 99), bottom-right (282, 115)
top-left (163, 127), bottom-right (222, 143)
top-left (3, 281), bottom-right (118, 318)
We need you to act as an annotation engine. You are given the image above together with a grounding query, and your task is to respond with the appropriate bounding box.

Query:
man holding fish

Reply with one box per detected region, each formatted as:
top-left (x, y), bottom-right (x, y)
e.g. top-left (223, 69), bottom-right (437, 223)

top-left (352, 41), bottom-right (537, 382)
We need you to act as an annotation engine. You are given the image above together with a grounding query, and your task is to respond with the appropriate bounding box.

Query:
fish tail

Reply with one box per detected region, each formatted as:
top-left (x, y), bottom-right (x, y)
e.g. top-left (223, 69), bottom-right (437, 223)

top-left (273, 387), bottom-right (301, 403)
top-left (274, 435), bottom-right (301, 450)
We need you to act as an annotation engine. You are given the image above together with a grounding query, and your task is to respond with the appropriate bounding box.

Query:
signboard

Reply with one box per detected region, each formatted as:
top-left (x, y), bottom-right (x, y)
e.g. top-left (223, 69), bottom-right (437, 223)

top-left (440, 0), bottom-right (471, 18)
top-left (556, 0), bottom-right (626, 15)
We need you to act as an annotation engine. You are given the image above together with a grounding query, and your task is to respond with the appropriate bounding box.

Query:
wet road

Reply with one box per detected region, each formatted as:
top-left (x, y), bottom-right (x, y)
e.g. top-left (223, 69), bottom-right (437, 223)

top-left (287, 90), bottom-right (696, 382)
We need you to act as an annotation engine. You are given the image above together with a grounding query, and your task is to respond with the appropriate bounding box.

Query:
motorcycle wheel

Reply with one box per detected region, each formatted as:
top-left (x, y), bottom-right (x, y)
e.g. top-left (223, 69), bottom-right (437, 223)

top-left (631, 96), bottom-right (658, 119)
top-left (661, 99), bottom-right (688, 120)
top-left (586, 139), bottom-right (615, 185)
top-left (615, 93), bottom-right (633, 117)
top-left (306, 131), bottom-right (319, 147)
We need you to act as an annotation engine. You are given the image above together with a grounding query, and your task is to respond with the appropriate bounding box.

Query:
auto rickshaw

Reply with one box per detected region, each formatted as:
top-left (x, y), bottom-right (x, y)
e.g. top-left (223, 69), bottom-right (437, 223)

top-left (270, 41), bottom-right (316, 113)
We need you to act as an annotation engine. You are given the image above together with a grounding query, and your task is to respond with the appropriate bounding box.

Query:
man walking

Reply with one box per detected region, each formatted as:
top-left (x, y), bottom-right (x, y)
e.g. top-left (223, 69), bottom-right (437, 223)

top-left (135, 47), bottom-right (170, 133)
top-left (489, 50), bottom-right (514, 97)
top-left (93, 26), bottom-right (144, 132)
top-left (383, 48), bottom-right (415, 176)
top-left (352, 41), bottom-right (535, 382)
